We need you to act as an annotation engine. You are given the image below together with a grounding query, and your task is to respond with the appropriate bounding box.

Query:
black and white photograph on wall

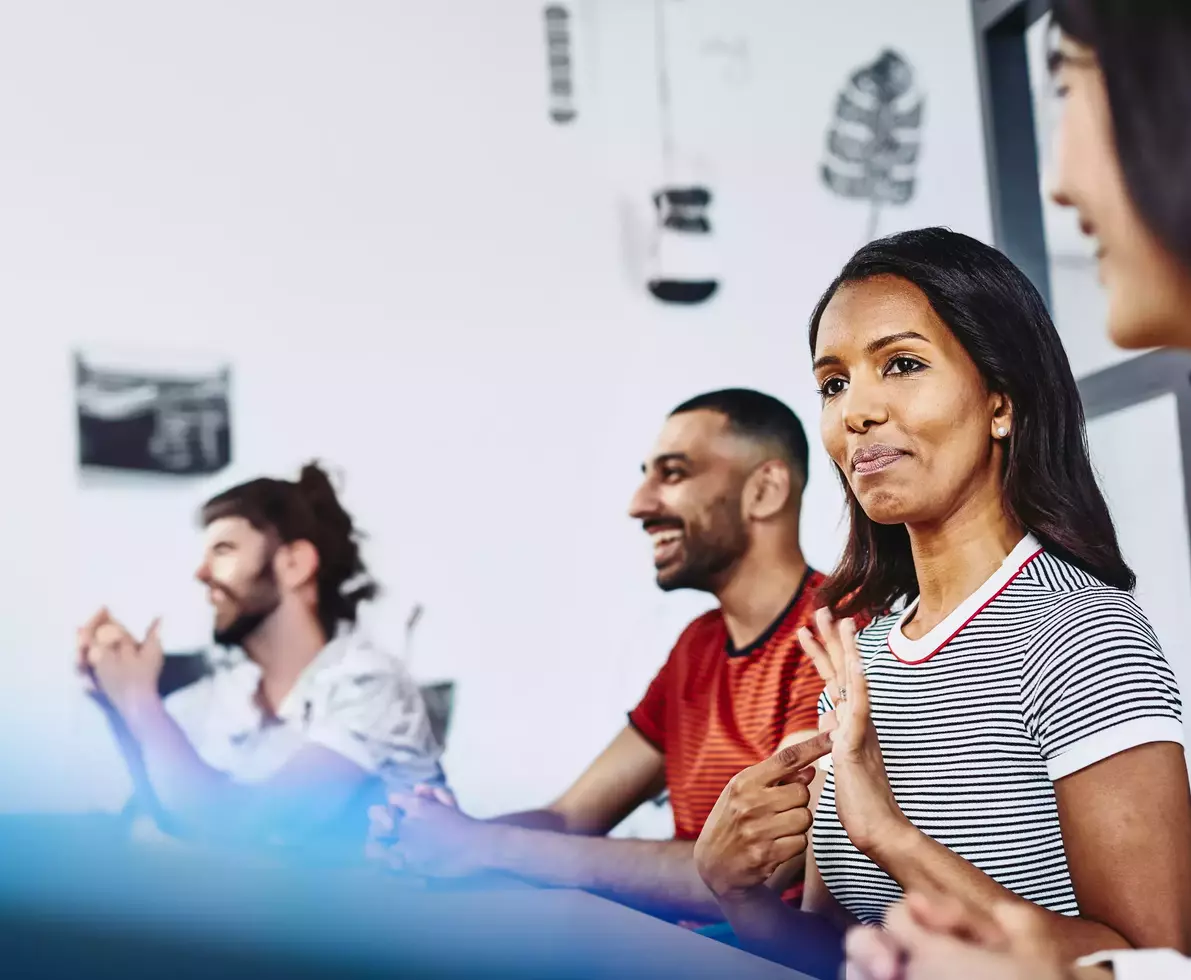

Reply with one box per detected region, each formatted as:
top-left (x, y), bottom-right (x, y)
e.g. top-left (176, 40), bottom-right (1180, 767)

top-left (821, 48), bottom-right (925, 242)
top-left (75, 349), bottom-right (232, 475)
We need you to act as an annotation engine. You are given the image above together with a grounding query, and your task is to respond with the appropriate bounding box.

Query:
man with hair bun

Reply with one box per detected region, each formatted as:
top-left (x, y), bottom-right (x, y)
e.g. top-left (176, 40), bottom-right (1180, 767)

top-left (77, 461), bottom-right (442, 848)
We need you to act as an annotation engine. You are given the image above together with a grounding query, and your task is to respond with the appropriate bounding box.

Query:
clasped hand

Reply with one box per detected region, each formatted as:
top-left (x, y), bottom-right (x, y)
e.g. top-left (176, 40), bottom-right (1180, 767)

top-left (76, 607), bottom-right (165, 716)
top-left (367, 785), bottom-right (491, 879)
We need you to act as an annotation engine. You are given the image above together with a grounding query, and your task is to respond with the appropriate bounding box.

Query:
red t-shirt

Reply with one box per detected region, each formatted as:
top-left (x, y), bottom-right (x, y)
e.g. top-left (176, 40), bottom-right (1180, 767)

top-left (628, 570), bottom-right (827, 843)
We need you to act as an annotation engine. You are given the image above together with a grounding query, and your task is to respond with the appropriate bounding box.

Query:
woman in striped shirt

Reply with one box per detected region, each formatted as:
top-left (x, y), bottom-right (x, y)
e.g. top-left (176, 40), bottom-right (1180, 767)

top-left (693, 227), bottom-right (1191, 978)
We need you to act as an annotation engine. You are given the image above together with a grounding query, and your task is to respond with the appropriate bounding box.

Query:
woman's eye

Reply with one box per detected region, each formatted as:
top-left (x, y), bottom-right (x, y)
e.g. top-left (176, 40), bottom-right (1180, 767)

top-left (818, 377), bottom-right (847, 398)
top-left (887, 356), bottom-right (924, 376)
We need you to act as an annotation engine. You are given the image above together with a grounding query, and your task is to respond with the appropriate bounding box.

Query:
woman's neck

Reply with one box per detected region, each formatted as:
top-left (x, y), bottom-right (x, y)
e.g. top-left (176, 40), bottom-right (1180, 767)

top-left (902, 495), bottom-right (1024, 641)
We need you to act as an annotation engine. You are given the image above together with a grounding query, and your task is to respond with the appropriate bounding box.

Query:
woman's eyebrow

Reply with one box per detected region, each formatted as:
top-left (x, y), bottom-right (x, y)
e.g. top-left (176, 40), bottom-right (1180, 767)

top-left (865, 330), bottom-right (929, 356)
top-left (813, 331), bottom-right (928, 371)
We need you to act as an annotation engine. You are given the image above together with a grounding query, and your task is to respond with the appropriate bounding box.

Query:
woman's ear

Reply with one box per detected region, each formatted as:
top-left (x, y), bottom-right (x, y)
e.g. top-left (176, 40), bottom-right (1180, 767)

top-left (991, 393), bottom-right (1014, 442)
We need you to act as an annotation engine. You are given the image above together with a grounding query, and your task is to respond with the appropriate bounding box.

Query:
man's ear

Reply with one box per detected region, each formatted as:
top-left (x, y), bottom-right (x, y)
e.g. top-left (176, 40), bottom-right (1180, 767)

top-left (743, 460), bottom-right (792, 521)
top-left (276, 539), bottom-right (320, 591)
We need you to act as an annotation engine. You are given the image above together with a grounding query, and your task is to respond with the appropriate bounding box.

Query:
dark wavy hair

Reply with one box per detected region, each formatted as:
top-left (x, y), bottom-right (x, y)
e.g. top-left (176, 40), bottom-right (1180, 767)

top-left (810, 227), bottom-right (1134, 617)
top-left (200, 461), bottom-right (379, 638)
top-left (1051, 0), bottom-right (1191, 270)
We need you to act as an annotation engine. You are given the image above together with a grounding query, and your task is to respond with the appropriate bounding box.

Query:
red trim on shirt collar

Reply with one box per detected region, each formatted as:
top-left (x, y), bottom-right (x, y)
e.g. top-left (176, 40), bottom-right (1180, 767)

top-left (888, 548), bottom-right (1045, 666)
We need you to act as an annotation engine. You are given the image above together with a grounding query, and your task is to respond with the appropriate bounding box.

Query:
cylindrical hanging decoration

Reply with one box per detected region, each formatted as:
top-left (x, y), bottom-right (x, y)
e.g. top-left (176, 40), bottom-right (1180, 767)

top-left (544, 5), bottom-right (577, 124)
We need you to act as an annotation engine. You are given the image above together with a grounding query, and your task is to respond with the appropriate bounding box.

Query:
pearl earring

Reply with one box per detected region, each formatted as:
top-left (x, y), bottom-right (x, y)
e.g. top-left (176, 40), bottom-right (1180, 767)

top-left (997, 426), bottom-right (1009, 438)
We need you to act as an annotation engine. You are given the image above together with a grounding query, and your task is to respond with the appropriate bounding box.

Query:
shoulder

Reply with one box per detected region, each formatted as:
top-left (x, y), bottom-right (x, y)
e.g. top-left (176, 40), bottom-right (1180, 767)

top-left (1015, 560), bottom-right (1176, 699)
top-left (306, 634), bottom-right (436, 734)
top-left (1012, 559), bottom-right (1182, 773)
top-left (670, 607), bottom-right (727, 653)
top-left (643, 608), bottom-right (727, 682)
top-left (1016, 549), bottom-right (1133, 604)
top-left (1018, 555), bottom-right (1160, 657)
top-left (315, 633), bottom-right (417, 685)
top-left (303, 634), bottom-right (427, 718)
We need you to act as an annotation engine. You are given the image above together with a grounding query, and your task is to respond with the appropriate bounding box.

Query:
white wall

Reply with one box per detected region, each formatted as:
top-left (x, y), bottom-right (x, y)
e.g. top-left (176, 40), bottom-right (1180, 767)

top-left (0, 1), bottom-right (992, 817)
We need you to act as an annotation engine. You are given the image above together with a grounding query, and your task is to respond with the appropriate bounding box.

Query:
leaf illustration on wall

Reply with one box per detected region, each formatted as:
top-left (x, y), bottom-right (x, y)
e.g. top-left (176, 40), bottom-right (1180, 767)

top-left (821, 49), bottom-right (924, 242)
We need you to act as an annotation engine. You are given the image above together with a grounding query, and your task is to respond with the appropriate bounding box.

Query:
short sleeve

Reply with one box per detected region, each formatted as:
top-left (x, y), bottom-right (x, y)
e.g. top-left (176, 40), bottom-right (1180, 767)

top-left (784, 647), bottom-right (827, 737)
top-left (628, 656), bottom-right (673, 751)
top-left (1022, 590), bottom-right (1184, 781)
top-left (1077, 948), bottom-right (1191, 980)
top-left (307, 658), bottom-right (445, 791)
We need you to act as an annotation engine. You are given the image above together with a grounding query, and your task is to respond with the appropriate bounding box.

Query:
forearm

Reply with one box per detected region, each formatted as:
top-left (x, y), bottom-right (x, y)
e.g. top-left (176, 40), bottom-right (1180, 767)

top-left (471, 824), bottom-right (721, 920)
top-left (120, 696), bottom-right (238, 829)
top-left (715, 884), bottom-right (843, 978)
top-left (874, 824), bottom-right (1130, 960)
top-left (122, 698), bottom-right (365, 845)
top-left (490, 808), bottom-right (569, 832)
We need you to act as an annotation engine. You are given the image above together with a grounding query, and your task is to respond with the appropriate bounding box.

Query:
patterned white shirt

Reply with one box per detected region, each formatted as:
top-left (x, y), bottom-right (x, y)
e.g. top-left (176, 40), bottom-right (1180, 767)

top-left (162, 631), bottom-right (444, 791)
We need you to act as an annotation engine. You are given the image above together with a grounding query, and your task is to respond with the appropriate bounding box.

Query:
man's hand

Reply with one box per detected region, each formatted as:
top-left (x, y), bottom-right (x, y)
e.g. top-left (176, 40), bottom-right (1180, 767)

top-left (845, 891), bottom-right (1110, 980)
top-left (693, 732), bottom-right (832, 899)
top-left (77, 608), bottom-right (165, 717)
top-left (368, 785), bottom-right (491, 878)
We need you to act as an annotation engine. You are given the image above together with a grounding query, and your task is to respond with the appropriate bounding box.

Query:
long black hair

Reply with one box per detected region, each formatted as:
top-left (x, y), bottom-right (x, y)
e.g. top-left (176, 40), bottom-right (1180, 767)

top-left (809, 227), bottom-right (1133, 617)
top-left (1051, 0), bottom-right (1191, 270)
top-left (200, 461), bottom-right (379, 639)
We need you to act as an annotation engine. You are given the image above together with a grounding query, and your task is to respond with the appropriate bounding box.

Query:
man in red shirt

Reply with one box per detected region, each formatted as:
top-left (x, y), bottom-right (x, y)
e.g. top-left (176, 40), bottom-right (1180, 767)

top-left (371, 389), bottom-right (827, 921)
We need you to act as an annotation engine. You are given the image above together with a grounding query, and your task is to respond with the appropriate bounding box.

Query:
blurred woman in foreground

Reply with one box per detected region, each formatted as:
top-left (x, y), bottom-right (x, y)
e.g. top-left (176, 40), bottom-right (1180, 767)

top-left (846, 2), bottom-right (1191, 978)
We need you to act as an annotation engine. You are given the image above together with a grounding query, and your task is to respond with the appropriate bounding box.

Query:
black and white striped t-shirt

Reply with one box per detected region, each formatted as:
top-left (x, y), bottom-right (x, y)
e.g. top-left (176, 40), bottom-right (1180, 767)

top-left (812, 533), bottom-right (1184, 925)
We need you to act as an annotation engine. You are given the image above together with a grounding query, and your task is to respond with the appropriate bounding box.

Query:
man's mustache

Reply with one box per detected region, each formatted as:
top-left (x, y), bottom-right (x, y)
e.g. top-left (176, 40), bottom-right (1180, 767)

top-left (206, 579), bottom-right (247, 605)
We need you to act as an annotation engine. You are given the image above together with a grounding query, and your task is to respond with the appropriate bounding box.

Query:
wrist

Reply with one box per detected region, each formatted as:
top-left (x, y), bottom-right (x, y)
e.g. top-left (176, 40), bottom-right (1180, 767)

top-left (462, 819), bottom-right (508, 874)
top-left (117, 691), bottom-right (167, 737)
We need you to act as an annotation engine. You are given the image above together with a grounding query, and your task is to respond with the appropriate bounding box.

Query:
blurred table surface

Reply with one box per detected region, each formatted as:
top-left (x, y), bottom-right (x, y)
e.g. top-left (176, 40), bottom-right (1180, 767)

top-left (0, 814), bottom-right (814, 980)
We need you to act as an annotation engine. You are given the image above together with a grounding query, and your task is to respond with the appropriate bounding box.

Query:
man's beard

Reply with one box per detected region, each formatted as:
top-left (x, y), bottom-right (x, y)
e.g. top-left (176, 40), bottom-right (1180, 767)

top-left (656, 498), bottom-right (749, 593)
top-left (211, 559), bottom-right (282, 648)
